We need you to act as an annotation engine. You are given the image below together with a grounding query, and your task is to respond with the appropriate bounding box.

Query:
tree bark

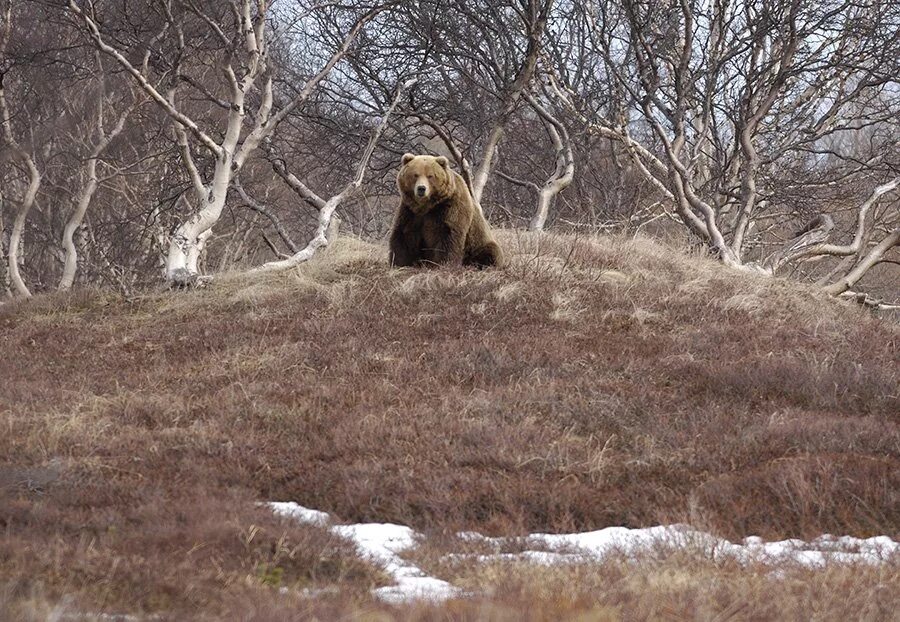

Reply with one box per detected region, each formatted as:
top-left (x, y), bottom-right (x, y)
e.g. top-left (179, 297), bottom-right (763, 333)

top-left (0, 197), bottom-right (10, 299)
top-left (774, 178), bottom-right (900, 269)
top-left (470, 123), bottom-right (505, 207)
top-left (1, 81), bottom-right (40, 297)
top-left (4, 155), bottom-right (39, 298)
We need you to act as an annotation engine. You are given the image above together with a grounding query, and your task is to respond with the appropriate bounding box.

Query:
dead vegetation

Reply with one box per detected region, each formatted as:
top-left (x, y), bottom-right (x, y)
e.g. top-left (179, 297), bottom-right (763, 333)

top-left (1, 231), bottom-right (898, 618)
top-left (410, 552), bottom-right (900, 621)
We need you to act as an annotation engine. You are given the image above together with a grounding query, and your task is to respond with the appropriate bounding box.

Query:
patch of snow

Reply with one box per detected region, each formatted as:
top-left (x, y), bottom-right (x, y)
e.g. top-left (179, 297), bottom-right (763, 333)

top-left (454, 524), bottom-right (900, 568)
top-left (267, 501), bottom-right (330, 526)
top-left (445, 550), bottom-right (581, 566)
top-left (734, 533), bottom-right (900, 566)
top-left (269, 502), bottom-right (462, 603)
top-left (269, 502), bottom-right (900, 604)
top-left (332, 522), bottom-right (462, 603)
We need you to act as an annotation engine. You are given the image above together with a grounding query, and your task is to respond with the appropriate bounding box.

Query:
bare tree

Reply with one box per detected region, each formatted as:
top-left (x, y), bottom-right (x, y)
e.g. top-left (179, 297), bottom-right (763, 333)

top-left (0, 1), bottom-right (40, 298)
top-left (498, 91), bottom-right (574, 231)
top-left (546, 0), bottom-right (899, 296)
top-left (0, 0), bottom-right (894, 301)
top-left (251, 77), bottom-right (416, 272)
top-left (378, 0), bottom-right (554, 208)
top-left (465, 0), bottom-right (554, 206)
top-left (233, 178), bottom-right (299, 257)
top-left (0, 192), bottom-right (9, 298)
top-left (69, 0), bottom-right (392, 285)
top-left (58, 54), bottom-right (142, 290)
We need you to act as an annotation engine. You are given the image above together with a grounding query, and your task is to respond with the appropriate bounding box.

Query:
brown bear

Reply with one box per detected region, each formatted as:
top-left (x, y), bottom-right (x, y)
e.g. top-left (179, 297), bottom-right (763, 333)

top-left (389, 153), bottom-right (503, 268)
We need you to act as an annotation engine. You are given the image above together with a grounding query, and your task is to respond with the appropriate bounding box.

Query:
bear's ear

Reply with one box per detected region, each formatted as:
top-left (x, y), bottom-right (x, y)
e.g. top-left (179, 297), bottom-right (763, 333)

top-left (435, 156), bottom-right (449, 169)
top-left (401, 153), bottom-right (416, 165)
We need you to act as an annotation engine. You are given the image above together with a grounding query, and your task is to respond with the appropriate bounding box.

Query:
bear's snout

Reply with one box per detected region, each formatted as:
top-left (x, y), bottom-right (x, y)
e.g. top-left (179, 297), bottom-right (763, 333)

top-left (415, 184), bottom-right (427, 197)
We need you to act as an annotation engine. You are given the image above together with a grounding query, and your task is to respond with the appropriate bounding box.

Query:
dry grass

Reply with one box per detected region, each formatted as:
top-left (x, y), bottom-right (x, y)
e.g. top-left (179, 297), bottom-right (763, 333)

top-left (1, 230), bottom-right (898, 618)
top-left (407, 553), bottom-right (900, 621)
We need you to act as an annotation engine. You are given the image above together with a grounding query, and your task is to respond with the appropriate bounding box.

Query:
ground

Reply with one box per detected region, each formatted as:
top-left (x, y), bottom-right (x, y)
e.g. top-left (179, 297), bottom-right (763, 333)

top-left (1, 231), bottom-right (898, 620)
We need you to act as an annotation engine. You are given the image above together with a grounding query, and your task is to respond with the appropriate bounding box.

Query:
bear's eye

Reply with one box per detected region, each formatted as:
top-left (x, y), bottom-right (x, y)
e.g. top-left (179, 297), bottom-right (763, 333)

top-left (427, 174), bottom-right (435, 179)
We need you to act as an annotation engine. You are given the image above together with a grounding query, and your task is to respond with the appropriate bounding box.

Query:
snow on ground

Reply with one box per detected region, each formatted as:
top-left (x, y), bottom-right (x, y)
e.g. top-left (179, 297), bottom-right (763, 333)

top-left (456, 524), bottom-right (900, 568)
top-left (269, 502), bottom-right (463, 603)
top-left (268, 502), bottom-right (900, 604)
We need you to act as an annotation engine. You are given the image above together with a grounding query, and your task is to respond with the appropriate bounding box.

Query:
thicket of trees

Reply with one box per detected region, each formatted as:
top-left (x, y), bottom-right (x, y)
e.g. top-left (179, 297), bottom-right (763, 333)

top-left (1, 1), bottom-right (897, 301)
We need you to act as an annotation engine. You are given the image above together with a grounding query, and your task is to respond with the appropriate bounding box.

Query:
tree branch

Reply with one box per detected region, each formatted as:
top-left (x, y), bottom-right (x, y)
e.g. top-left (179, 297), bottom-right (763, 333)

top-left (68, 0), bottom-right (223, 156)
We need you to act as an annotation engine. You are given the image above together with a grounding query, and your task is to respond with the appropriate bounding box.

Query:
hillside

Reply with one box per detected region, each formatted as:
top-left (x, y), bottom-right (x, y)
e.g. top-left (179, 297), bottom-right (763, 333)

top-left (1, 231), bottom-right (898, 620)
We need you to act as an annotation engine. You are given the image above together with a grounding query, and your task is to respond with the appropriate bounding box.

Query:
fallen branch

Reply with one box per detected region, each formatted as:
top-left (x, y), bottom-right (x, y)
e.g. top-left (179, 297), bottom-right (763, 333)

top-left (838, 291), bottom-right (900, 311)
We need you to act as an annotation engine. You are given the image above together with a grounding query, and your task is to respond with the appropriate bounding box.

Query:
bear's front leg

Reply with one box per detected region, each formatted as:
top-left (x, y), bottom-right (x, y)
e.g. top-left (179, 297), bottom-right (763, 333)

top-left (389, 232), bottom-right (417, 267)
top-left (388, 207), bottom-right (419, 267)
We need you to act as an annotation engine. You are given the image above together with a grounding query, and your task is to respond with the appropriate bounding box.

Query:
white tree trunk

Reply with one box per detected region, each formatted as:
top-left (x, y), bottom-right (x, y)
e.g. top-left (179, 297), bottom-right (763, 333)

top-left (58, 175), bottom-right (95, 290)
top-left (251, 197), bottom-right (343, 273)
top-left (530, 187), bottom-right (555, 232)
top-left (166, 153), bottom-right (234, 285)
top-left (187, 228), bottom-right (213, 275)
top-left (0, 198), bottom-right (10, 298)
top-left (468, 2), bottom-right (549, 209)
top-left (6, 157), bottom-right (39, 298)
top-left (470, 123), bottom-right (504, 208)
top-left (1, 12), bottom-right (40, 299)
top-left (59, 93), bottom-right (133, 290)
top-left (525, 94), bottom-right (574, 232)
top-left (775, 177), bottom-right (900, 266)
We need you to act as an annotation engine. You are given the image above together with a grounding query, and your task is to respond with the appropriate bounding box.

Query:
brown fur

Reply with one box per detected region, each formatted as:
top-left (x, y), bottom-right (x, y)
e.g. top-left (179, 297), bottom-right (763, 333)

top-left (389, 153), bottom-right (503, 268)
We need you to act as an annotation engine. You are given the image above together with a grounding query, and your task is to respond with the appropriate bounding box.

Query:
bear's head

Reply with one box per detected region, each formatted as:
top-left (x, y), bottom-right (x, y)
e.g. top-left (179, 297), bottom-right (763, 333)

top-left (397, 153), bottom-right (453, 209)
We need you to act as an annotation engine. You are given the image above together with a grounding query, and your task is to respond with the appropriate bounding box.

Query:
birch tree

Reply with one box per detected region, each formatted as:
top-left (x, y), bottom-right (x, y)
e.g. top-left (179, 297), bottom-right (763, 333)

top-left (548, 0), bottom-right (899, 294)
top-left (0, 1), bottom-right (40, 298)
top-left (69, 0), bottom-right (392, 286)
top-left (251, 78), bottom-right (416, 272)
top-left (58, 54), bottom-right (142, 290)
top-left (497, 92), bottom-right (574, 231)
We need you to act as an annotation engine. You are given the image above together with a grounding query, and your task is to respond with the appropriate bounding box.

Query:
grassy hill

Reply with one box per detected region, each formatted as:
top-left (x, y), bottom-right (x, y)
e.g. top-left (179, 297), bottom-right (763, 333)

top-left (1, 231), bottom-right (898, 619)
